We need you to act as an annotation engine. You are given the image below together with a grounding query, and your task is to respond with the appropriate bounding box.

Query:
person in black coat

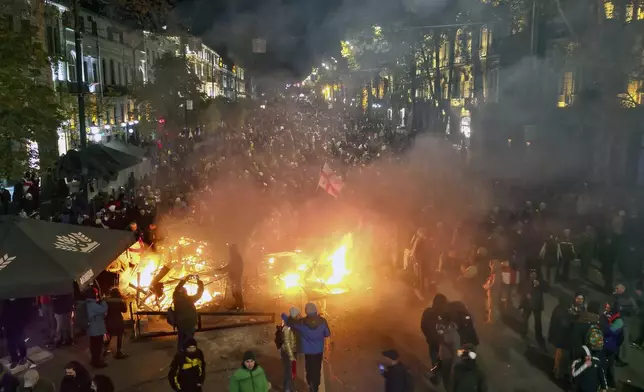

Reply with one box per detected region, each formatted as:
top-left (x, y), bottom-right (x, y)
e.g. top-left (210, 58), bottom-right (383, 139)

top-left (451, 345), bottom-right (487, 392)
top-left (448, 301), bottom-right (479, 347)
top-left (104, 288), bottom-right (128, 359)
top-left (420, 293), bottom-right (449, 367)
top-left (571, 345), bottom-right (607, 392)
top-left (380, 350), bottom-right (410, 392)
top-left (52, 294), bottom-right (74, 346)
top-left (520, 269), bottom-right (549, 347)
top-left (0, 365), bottom-right (19, 392)
top-left (60, 361), bottom-right (91, 392)
top-left (548, 294), bottom-right (576, 379)
top-left (91, 375), bottom-right (114, 392)
top-left (226, 244), bottom-right (244, 310)
top-left (1, 298), bottom-right (31, 369)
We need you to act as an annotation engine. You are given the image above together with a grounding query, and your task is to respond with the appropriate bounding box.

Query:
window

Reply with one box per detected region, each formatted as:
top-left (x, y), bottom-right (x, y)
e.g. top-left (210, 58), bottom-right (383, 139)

top-left (124, 67), bottom-right (129, 85)
top-left (91, 21), bottom-right (97, 36)
top-left (626, 79), bottom-right (642, 106)
top-left (83, 60), bottom-right (89, 82)
top-left (481, 26), bottom-right (490, 58)
top-left (62, 12), bottom-right (72, 29)
top-left (21, 19), bottom-right (31, 33)
top-left (440, 34), bottom-right (450, 68)
top-left (102, 59), bottom-right (107, 85)
top-left (54, 26), bottom-right (61, 55)
top-left (92, 62), bottom-right (98, 83)
top-left (461, 71), bottom-right (472, 99)
top-left (110, 59), bottom-right (116, 85)
top-left (117, 63), bottom-right (122, 85)
top-left (46, 26), bottom-right (55, 54)
top-left (558, 71), bottom-right (575, 107)
top-left (68, 59), bottom-right (76, 82)
top-left (605, 0), bottom-right (615, 19)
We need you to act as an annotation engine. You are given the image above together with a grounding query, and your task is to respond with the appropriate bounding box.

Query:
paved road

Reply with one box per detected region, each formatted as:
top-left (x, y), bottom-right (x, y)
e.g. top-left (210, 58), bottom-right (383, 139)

top-left (21, 270), bottom-right (644, 392)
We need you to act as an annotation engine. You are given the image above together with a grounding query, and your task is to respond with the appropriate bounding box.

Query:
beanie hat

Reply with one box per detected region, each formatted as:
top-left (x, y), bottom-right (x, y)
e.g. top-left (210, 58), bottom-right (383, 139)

top-left (289, 306), bottom-right (301, 318)
top-left (184, 338), bottom-right (197, 349)
top-left (305, 302), bottom-right (318, 315)
top-left (242, 350), bottom-right (256, 361)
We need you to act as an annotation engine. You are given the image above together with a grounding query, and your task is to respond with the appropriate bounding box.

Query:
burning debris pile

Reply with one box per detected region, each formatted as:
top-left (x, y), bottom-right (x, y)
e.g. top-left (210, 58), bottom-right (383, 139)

top-left (264, 233), bottom-right (353, 297)
top-left (110, 237), bottom-right (226, 311)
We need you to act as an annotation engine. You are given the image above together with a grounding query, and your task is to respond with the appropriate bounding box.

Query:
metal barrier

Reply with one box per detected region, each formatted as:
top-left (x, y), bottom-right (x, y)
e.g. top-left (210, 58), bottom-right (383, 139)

top-left (130, 306), bottom-right (275, 339)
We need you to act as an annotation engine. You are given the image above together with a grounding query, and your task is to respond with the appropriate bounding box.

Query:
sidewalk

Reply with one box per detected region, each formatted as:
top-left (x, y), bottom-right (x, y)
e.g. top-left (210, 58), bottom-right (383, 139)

top-left (10, 324), bottom-right (293, 392)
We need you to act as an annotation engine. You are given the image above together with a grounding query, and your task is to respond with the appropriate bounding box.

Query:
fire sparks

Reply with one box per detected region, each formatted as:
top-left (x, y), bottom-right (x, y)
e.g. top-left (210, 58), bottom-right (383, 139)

top-left (115, 237), bottom-right (226, 311)
top-left (267, 233), bottom-right (353, 296)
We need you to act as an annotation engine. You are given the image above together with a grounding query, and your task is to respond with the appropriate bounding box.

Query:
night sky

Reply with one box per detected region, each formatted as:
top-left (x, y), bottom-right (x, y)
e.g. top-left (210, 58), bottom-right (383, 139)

top-left (173, 0), bottom-right (388, 77)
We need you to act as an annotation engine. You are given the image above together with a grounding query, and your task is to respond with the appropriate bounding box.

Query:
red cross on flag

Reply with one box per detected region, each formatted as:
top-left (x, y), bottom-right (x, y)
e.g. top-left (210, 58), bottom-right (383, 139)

top-left (318, 162), bottom-right (344, 198)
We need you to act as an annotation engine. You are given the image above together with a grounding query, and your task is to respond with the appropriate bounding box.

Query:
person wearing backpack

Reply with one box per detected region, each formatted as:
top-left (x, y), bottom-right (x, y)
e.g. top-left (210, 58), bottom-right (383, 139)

top-left (602, 302), bottom-right (624, 389)
top-left (278, 307), bottom-right (301, 392)
top-left (570, 300), bottom-right (608, 361)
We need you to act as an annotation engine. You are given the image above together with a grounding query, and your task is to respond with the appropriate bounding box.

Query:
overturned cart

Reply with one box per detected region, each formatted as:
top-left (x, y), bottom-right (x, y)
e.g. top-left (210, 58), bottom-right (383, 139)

top-left (108, 236), bottom-right (275, 339)
top-left (109, 237), bottom-right (227, 311)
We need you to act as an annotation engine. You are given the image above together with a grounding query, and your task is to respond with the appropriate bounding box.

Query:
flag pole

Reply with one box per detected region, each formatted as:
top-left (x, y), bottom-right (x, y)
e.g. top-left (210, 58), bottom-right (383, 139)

top-left (316, 162), bottom-right (325, 194)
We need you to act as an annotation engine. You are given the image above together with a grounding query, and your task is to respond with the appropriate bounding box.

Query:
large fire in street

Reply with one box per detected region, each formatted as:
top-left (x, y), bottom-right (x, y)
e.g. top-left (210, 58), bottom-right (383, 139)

top-left (264, 233), bottom-right (353, 296)
top-left (110, 237), bottom-right (226, 311)
top-left (107, 232), bottom-right (355, 311)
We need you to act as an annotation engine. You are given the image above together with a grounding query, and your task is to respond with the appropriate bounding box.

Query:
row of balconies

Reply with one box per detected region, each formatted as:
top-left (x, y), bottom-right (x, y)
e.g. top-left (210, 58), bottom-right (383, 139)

top-left (59, 81), bottom-right (131, 97)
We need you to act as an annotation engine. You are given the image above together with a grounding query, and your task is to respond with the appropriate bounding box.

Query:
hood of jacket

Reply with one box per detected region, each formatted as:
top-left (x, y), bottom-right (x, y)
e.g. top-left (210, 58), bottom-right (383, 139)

top-left (231, 365), bottom-right (265, 381)
top-left (577, 311), bottom-right (600, 324)
top-left (303, 314), bottom-right (325, 329)
top-left (432, 294), bottom-right (448, 313)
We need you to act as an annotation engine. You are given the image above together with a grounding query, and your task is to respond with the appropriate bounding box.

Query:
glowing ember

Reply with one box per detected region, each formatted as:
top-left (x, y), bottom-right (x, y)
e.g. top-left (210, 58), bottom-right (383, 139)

top-left (268, 233), bottom-right (353, 295)
top-left (113, 237), bottom-right (226, 311)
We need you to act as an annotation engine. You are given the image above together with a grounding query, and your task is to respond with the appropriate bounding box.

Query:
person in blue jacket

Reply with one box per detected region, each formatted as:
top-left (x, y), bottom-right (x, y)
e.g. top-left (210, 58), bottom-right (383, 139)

top-left (283, 303), bottom-right (330, 392)
top-left (85, 287), bottom-right (108, 368)
top-left (603, 302), bottom-right (624, 389)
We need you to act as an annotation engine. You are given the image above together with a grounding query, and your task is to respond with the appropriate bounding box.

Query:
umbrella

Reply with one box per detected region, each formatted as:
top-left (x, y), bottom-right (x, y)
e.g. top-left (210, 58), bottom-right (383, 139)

top-left (0, 216), bottom-right (135, 298)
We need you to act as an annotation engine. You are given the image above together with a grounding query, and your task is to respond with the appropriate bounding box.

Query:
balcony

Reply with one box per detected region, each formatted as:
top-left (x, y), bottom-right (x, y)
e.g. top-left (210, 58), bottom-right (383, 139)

top-left (59, 81), bottom-right (91, 94)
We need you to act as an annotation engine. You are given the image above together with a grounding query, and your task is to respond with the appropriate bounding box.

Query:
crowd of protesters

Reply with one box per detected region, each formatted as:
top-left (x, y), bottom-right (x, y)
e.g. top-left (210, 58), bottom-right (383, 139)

top-left (2, 98), bottom-right (644, 392)
top-left (407, 178), bottom-right (644, 391)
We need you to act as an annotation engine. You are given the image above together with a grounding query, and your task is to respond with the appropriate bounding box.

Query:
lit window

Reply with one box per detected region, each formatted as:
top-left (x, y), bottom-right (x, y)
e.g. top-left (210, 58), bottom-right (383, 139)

top-left (455, 29), bottom-right (464, 63)
top-left (627, 79), bottom-right (642, 105)
top-left (605, 0), bottom-right (615, 19)
top-left (627, 3), bottom-right (634, 22)
top-left (558, 71), bottom-right (575, 107)
top-left (480, 26), bottom-right (489, 57)
top-left (440, 34), bottom-right (449, 68)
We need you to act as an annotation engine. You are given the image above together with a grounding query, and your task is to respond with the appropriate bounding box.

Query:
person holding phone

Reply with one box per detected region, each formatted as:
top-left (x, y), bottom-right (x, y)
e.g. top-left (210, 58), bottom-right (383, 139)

top-left (379, 349), bottom-right (411, 392)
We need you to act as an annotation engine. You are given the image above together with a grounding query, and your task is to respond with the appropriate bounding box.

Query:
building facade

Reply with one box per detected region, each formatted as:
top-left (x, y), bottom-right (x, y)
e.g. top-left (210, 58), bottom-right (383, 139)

top-left (6, 0), bottom-right (248, 155)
